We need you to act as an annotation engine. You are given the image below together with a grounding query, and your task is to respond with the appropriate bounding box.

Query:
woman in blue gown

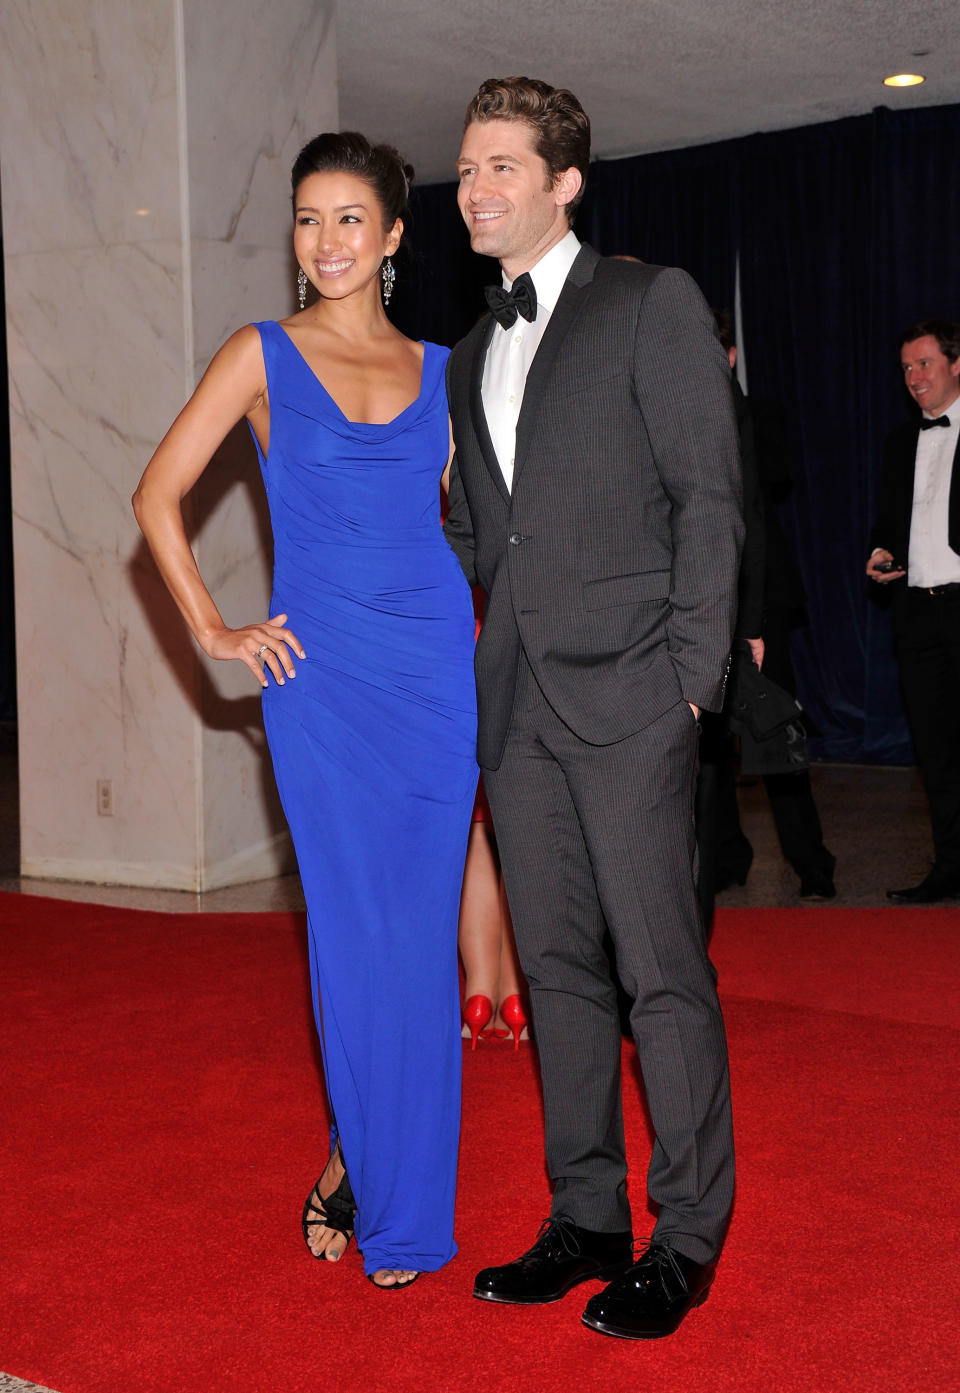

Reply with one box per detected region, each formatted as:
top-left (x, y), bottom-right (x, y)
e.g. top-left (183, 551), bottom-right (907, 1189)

top-left (133, 133), bottom-right (477, 1289)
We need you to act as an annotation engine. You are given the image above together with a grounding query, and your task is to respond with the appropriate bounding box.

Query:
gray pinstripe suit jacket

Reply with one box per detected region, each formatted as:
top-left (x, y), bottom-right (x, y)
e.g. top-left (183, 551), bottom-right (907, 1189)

top-left (444, 245), bottom-right (744, 771)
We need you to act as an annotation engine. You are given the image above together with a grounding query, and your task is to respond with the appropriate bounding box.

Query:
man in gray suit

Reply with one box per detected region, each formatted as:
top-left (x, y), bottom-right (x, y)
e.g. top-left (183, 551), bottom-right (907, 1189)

top-left (445, 76), bottom-right (743, 1340)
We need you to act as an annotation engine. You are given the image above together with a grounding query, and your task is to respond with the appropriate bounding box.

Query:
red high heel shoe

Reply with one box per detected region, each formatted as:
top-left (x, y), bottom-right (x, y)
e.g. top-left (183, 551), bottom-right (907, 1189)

top-left (462, 994), bottom-right (493, 1050)
top-left (500, 994), bottom-right (529, 1050)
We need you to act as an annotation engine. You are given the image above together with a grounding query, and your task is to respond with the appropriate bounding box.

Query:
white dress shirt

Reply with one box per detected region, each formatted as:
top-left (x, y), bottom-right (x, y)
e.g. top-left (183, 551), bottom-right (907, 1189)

top-left (908, 395), bottom-right (960, 588)
top-left (481, 229), bottom-right (581, 492)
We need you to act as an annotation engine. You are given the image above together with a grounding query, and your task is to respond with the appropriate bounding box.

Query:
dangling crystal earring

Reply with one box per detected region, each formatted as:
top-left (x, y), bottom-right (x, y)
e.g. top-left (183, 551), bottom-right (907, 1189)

top-left (297, 267), bottom-right (308, 310)
top-left (381, 257), bottom-right (396, 306)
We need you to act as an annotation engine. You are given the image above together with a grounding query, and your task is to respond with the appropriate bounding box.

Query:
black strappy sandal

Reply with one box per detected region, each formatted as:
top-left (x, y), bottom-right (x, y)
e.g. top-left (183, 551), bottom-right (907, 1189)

top-left (301, 1154), bottom-right (356, 1260)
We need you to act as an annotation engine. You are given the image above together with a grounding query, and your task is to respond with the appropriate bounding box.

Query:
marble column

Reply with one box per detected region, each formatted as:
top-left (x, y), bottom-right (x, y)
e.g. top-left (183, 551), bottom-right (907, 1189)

top-left (0, 0), bottom-right (338, 889)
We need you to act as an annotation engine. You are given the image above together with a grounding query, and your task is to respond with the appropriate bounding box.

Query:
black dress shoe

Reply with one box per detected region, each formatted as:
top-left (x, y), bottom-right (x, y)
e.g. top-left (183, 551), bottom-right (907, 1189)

top-left (581, 1242), bottom-right (714, 1339)
top-left (715, 846), bottom-right (753, 892)
top-left (798, 850), bottom-right (837, 900)
top-left (886, 867), bottom-right (960, 904)
top-left (798, 868), bottom-right (837, 899)
top-left (473, 1216), bottom-right (633, 1305)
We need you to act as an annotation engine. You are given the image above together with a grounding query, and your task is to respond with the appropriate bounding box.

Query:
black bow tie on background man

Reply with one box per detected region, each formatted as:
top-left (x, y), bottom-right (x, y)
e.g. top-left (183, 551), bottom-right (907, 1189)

top-left (920, 415), bottom-right (951, 430)
top-left (485, 272), bottom-right (537, 330)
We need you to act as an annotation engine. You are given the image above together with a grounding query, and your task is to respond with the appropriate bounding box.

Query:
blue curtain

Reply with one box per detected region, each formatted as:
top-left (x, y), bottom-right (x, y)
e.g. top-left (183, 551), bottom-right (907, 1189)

top-left (736, 114), bottom-right (879, 759)
top-left (401, 102), bottom-right (960, 764)
top-left (579, 139), bottom-right (739, 312)
top-left (392, 182), bottom-right (496, 348)
top-left (738, 105), bottom-right (960, 761)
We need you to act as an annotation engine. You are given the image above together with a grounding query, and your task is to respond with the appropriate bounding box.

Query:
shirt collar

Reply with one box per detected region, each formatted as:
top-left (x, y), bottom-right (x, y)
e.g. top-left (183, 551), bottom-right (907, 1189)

top-left (503, 229), bottom-right (581, 315)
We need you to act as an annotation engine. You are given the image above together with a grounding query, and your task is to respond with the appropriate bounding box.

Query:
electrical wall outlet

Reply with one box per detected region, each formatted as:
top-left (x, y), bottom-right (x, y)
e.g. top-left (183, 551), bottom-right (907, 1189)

top-left (97, 779), bottom-right (114, 816)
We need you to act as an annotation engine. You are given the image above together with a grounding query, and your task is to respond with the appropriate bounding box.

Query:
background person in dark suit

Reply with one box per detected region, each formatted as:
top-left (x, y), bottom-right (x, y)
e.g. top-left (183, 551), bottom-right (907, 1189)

top-left (868, 319), bottom-right (960, 904)
top-left (706, 313), bottom-right (836, 905)
top-left (444, 76), bottom-right (743, 1341)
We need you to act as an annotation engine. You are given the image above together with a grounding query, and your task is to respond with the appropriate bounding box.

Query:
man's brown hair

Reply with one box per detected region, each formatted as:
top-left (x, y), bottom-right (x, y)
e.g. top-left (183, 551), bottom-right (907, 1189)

top-left (899, 319), bottom-right (960, 363)
top-left (463, 76), bottom-right (591, 223)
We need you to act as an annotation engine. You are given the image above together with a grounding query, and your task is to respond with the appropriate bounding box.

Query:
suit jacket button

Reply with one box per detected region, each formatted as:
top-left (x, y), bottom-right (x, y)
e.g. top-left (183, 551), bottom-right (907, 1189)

top-left (508, 532), bottom-right (523, 545)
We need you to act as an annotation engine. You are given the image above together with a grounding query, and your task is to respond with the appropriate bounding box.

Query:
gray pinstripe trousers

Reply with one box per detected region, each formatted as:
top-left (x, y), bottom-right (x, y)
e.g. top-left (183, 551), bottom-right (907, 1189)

top-left (484, 657), bottom-right (734, 1263)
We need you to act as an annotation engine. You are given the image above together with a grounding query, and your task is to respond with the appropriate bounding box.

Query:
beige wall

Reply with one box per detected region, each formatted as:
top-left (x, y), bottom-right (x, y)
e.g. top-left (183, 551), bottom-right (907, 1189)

top-left (0, 0), bottom-right (338, 889)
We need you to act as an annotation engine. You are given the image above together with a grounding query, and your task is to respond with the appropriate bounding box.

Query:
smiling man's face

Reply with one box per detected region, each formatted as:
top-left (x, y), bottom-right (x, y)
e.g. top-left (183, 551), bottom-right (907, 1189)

top-left (456, 118), bottom-right (578, 279)
top-left (900, 334), bottom-right (960, 416)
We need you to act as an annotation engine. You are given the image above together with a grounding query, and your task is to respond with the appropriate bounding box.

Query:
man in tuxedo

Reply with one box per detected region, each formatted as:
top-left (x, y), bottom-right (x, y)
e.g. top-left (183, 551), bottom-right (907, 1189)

top-left (867, 320), bottom-right (960, 904)
top-left (444, 76), bottom-right (743, 1340)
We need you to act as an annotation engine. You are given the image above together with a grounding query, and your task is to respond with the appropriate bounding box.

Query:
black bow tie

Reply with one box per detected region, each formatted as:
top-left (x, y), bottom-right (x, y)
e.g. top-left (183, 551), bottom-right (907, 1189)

top-left (920, 415), bottom-right (951, 430)
top-left (484, 272), bottom-right (537, 330)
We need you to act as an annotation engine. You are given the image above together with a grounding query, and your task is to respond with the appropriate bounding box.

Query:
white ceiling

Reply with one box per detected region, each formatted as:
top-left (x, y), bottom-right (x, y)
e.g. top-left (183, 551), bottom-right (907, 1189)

top-left (335, 0), bottom-right (960, 183)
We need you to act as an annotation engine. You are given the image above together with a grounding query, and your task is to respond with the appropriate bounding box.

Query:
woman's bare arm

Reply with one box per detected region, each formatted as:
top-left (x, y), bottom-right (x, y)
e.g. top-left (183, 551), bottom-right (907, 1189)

top-left (132, 325), bottom-right (304, 688)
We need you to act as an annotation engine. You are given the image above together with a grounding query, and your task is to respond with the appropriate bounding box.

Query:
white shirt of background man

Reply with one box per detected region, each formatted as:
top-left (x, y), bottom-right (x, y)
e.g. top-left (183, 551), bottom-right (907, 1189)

top-left (908, 396), bottom-right (960, 588)
top-left (481, 228), bottom-right (581, 493)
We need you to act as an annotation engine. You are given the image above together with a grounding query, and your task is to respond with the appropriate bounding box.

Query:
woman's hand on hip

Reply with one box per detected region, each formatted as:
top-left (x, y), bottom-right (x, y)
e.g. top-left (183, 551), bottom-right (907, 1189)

top-left (201, 613), bottom-right (305, 689)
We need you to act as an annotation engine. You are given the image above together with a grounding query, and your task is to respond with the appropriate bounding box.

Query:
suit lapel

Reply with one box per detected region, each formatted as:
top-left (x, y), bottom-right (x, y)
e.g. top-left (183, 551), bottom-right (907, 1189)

top-left (467, 316), bottom-right (511, 504)
top-left (950, 431), bottom-right (960, 554)
top-left (512, 245), bottom-right (600, 490)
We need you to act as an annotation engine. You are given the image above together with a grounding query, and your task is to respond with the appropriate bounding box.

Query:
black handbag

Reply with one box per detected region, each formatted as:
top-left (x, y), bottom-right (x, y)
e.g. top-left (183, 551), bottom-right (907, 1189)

top-left (725, 650), bottom-right (810, 776)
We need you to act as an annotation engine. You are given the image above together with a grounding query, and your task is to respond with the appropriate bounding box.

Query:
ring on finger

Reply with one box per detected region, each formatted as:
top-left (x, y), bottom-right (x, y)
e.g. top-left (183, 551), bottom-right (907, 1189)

top-left (256, 644), bottom-right (269, 660)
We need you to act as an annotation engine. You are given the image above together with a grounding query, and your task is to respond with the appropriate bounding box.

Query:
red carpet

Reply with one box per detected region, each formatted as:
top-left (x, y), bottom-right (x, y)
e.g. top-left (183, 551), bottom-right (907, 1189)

top-left (1, 893), bottom-right (959, 1393)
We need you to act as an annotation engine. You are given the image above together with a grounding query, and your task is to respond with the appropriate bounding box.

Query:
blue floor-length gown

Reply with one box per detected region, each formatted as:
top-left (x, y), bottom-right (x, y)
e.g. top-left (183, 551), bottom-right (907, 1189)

top-left (250, 322), bottom-right (477, 1275)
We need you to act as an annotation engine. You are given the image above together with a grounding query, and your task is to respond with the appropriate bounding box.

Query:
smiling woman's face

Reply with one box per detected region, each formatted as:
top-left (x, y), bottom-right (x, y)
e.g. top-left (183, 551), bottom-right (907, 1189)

top-left (293, 170), bottom-right (401, 303)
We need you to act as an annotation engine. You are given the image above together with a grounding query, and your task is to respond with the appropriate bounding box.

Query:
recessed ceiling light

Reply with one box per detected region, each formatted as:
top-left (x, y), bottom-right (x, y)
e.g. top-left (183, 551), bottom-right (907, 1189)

top-left (135, 208), bottom-right (151, 216)
top-left (883, 73), bottom-right (925, 87)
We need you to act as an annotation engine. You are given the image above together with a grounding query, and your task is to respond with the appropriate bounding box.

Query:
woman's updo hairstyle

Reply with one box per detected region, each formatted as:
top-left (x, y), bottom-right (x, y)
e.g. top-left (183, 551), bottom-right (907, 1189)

top-left (291, 131), bottom-right (414, 235)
